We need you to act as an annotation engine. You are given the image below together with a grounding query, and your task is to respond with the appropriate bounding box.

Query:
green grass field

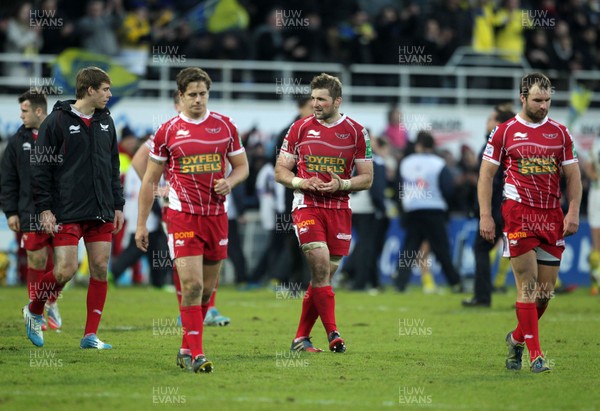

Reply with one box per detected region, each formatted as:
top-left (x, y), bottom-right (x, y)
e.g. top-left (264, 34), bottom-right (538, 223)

top-left (0, 285), bottom-right (598, 411)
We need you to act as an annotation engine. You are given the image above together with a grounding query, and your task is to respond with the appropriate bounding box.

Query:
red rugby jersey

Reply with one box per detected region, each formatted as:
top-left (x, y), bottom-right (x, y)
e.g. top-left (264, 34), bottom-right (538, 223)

top-left (149, 111), bottom-right (244, 215)
top-left (482, 114), bottom-right (578, 209)
top-left (280, 114), bottom-right (372, 210)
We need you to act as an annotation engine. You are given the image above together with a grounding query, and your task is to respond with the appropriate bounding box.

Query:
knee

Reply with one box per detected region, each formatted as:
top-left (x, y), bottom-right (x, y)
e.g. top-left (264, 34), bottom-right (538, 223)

top-left (27, 254), bottom-right (47, 270)
top-left (182, 279), bottom-right (203, 301)
top-left (54, 259), bottom-right (78, 281)
top-left (89, 256), bottom-right (109, 275)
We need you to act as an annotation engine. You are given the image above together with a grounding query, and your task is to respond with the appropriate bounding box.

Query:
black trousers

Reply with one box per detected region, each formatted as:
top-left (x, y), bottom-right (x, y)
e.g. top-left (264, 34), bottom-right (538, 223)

top-left (343, 214), bottom-right (388, 289)
top-left (111, 230), bottom-right (171, 288)
top-left (396, 210), bottom-right (461, 290)
top-left (472, 214), bottom-right (504, 303)
top-left (227, 218), bottom-right (247, 284)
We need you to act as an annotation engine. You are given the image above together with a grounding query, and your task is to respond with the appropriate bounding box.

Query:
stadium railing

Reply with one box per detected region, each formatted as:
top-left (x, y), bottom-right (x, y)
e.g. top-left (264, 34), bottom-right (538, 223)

top-left (0, 53), bottom-right (599, 107)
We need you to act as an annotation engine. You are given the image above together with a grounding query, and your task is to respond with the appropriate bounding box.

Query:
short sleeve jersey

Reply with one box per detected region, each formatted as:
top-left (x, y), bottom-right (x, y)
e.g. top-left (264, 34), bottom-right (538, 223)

top-left (148, 111), bottom-right (244, 215)
top-left (482, 114), bottom-right (578, 209)
top-left (280, 114), bottom-right (372, 210)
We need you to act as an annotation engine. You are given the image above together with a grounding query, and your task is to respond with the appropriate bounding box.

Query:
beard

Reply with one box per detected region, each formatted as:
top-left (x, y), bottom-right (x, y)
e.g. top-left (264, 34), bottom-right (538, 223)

top-left (525, 106), bottom-right (547, 123)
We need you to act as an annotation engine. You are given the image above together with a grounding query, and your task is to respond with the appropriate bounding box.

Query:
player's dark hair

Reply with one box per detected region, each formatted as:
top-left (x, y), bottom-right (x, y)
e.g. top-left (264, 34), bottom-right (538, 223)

top-left (18, 90), bottom-right (47, 113)
top-left (75, 66), bottom-right (111, 99)
top-left (495, 107), bottom-right (515, 124)
top-left (520, 72), bottom-right (551, 97)
top-left (310, 73), bottom-right (342, 100)
top-left (296, 95), bottom-right (311, 108)
top-left (416, 131), bottom-right (435, 149)
top-left (176, 67), bottom-right (212, 94)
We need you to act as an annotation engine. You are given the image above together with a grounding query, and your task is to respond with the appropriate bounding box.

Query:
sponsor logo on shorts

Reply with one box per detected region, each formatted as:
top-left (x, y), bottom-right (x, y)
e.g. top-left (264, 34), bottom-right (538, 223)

top-left (507, 231), bottom-right (526, 240)
top-left (296, 219), bottom-right (315, 229)
top-left (509, 239), bottom-right (518, 246)
top-left (518, 157), bottom-right (557, 175)
top-left (174, 231), bottom-right (194, 239)
top-left (304, 155), bottom-right (346, 174)
top-left (175, 239), bottom-right (185, 246)
top-left (336, 233), bottom-right (352, 241)
top-left (556, 239), bottom-right (565, 246)
top-left (219, 238), bottom-right (228, 246)
top-left (179, 153), bottom-right (222, 174)
top-left (299, 227), bottom-right (309, 234)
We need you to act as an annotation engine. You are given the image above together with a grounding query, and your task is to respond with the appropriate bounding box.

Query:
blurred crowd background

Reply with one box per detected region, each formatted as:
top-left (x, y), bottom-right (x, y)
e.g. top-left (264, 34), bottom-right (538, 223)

top-left (1, 0), bottom-right (599, 292)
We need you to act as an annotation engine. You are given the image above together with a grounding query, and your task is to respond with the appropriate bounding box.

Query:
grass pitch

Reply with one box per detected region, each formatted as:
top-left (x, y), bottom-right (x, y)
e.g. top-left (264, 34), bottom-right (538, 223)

top-left (0, 285), bottom-right (598, 411)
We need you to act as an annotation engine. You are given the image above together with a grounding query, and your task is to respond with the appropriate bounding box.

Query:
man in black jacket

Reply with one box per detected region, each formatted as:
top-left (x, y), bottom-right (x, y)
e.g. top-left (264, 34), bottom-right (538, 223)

top-left (23, 67), bottom-right (124, 349)
top-left (0, 91), bottom-right (63, 330)
top-left (462, 105), bottom-right (515, 307)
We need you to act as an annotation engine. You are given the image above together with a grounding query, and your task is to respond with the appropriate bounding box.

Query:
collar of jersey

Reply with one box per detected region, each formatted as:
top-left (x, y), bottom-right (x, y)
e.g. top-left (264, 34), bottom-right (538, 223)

top-left (70, 104), bottom-right (93, 119)
top-left (316, 114), bottom-right (346, 128)
top-left (515, 113), bottom-right (548, 128)
top-left (179, 110), bottom-right (210, 124)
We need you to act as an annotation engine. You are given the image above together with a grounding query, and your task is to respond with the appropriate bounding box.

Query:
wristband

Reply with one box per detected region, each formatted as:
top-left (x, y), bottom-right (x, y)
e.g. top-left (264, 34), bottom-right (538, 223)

top-left (340, 179), bottom-right (352, 191)
top-left (291, 177), bottom-right (305, 189)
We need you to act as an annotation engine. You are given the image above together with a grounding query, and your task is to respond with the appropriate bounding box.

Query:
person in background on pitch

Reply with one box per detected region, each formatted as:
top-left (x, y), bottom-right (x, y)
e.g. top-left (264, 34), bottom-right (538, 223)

top-left (136, 67), bottom-right (248, 373)
top-left (25, 67), bottom-right (124, 349)
top-left (396, 131), bottom-right (463, 292)
top-left (130, 90), bottom-right (232, 326)
top-left (276, 73), bottom-right (373, 353)
top-left (479, 72), bottom-right (581, 373)
top-left (463, 105), bottom-right (515, 307)
top-left (0, 91), bottom-right (62, 330)
top-left (585, 132), bottom-right (600, 295)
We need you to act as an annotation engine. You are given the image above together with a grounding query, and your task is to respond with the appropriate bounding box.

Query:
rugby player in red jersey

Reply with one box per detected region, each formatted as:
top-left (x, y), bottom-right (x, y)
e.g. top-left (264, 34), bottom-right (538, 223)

top-left (479, 73), bottom-right (582, 373)
top-left (275, 73), bottom-right (373, 353)
top-left (136, 67), bottom-right (248, 373)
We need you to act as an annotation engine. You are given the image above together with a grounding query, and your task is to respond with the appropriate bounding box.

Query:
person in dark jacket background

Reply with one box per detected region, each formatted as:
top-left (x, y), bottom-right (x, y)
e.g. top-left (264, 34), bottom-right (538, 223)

top-left (462, 105), bottom-right (515, 308)
top-left (23, 66), bottom-right (124, 350)
top-left (0, 91), bottom-right (63, 330)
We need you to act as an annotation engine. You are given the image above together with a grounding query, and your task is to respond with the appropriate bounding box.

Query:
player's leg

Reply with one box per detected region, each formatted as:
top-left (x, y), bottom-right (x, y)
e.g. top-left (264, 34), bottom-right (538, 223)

top-left (290, 209), bottom-right (324, 352)
top-left (506, 250), bottom-right (546, 371)
top-left (201, 259), bottom-right (222, 322)
top-left (24, 244), bottom-right (78, 347)
top-left (176, 255), bottom-right (212, 373)
top-left (25, 247), bottom-right (48, 301)
top-left (81, 240), bottom-right (112, 349)
top-left (202, 213), bottom-right (230, 326)
top-left (318, 208), bottom-right (351, 353)
top-left (25, 245), bottom-right (50, 331)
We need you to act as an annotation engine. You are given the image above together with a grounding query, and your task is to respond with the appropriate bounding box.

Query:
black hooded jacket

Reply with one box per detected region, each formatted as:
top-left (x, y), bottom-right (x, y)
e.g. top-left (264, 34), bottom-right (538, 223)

top-left (32, 100), bottom-right (124, 224)
top-left (0, 126), bottom-right (40, 231)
